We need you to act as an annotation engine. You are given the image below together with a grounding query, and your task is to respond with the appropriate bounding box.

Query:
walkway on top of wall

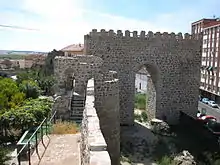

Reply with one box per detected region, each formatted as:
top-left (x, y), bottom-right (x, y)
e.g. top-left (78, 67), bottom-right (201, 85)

top-left (30, 134), bottom-right (80, 165)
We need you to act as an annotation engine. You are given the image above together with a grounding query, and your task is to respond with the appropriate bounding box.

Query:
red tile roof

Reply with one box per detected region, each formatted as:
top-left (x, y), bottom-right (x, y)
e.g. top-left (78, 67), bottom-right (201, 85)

top-left (61, 44), bottom-right (84, 52)
top-left (192, 18), bottom-right (217, 25)
top-left (203, 21), bottom-right (220, 28)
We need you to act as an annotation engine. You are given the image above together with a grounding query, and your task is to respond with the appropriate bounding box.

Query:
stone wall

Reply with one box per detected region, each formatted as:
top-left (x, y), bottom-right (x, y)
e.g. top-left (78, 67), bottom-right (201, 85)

top-left (80, 79), bottom-right (111, 165)
top-left (84, 29), bottom-right (202, 125)
top-left (53, 55), bottom-right (103, 119)
top-left (94, 71), bottom-right (120, 165)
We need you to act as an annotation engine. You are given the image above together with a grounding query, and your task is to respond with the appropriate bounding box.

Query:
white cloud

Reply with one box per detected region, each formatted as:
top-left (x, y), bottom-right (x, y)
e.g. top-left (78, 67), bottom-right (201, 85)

top-left (0, 0), bottom-right (206, 51)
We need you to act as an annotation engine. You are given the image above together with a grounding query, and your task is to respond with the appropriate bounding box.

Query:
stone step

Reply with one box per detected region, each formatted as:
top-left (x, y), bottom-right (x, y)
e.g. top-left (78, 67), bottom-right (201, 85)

top-left (72, 98), bottom-right (84, 102)
top-left (72, 97), bottom-right (84, 100)
top-left (71, 105), bottom-right (85, 111)
top-left (71, 104), bottom-right (84, 107)
top-left (69, 113), bottom-right (83, 117)
top-left (70, 111), bottom-right (83, 114)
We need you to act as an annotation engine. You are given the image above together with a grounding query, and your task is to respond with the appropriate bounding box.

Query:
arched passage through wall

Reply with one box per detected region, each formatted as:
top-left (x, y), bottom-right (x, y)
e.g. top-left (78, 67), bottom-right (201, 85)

top-left (134, 63), bottom-right (160, 122)
top-left (63, 67), bottom-right (75, 91)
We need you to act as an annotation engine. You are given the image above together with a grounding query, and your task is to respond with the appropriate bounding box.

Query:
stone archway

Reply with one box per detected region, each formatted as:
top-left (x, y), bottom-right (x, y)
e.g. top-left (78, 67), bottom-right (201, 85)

top-left (54, 55), bottom-right (121, 165)
top-left (134, 63), bottom-right (159, 122)
top-left (54, 55), bottom-right (103, 96)
top-left (53, 55), bottom-right (104, 118)
top-left (84, 29), bottom-right (202, 125)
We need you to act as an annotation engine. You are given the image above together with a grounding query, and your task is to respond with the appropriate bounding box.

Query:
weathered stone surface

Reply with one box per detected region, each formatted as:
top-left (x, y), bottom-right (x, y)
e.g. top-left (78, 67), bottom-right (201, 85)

top-left (54, 29), bottom-right (202, 165)
top-left (84, 29), bottom-right (202, 125)
top-left (174, 150), bottom-right (196, 165)
top-left (151, 119), bottom-right (172, 136)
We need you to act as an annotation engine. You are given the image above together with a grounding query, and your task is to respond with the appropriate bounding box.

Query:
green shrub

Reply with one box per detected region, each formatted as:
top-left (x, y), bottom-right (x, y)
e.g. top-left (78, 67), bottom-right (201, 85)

top-left (0, 147), bottom-right (10, 165)
top-left (157, 155), bottom-right (174, 165)
top-left (19, 80), bottom-right (41, 99)
top-left (135, 93), bottom-right (146, 110)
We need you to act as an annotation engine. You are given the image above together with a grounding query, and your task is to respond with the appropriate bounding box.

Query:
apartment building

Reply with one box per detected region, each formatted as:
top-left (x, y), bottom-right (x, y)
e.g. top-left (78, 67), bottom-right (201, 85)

top-left (192, 18), bottom-right (220, 102)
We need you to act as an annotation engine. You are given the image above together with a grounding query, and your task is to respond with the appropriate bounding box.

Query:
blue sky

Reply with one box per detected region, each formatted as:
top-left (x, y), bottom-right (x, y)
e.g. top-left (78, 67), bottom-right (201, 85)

top-left (0, 0), bottom-right (220, 51)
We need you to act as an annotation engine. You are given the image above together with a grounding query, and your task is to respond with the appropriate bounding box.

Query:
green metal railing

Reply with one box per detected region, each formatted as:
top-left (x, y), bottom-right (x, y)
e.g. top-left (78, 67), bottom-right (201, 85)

top-left (10, 111), bottom-right (57, 165)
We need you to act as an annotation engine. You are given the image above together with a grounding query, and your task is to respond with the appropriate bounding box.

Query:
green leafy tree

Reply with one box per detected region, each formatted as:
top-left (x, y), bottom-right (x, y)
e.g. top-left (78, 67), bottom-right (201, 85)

top-left (16, 69), bottom-right (56, 96)
top-left (19, 80), bottom-right (41, 99)
top-left (37, 76), bottom-right (56, 95)
top-left (0, 77), bottom-right (25, 110)
top-left (0, 98), bottom-right (53, 130)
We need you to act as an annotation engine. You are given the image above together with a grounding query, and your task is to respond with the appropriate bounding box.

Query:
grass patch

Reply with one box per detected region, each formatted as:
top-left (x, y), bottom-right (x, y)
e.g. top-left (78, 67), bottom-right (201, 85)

top-left (135, 93), bottom-right (147, 110)
top-left (51, 121), bottom-right (79, 134)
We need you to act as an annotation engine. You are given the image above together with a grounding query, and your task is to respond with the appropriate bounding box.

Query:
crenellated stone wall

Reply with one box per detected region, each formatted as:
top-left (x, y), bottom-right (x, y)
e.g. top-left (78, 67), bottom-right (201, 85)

top-left (84, 29), bottom-right (202, 125)
top-left (54, 28), bottom-right (202, 165)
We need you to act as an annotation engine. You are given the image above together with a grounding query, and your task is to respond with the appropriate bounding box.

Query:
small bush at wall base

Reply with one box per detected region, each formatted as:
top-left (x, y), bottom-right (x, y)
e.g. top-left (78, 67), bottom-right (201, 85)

top-left (51, 121), bottom-right (79, 134)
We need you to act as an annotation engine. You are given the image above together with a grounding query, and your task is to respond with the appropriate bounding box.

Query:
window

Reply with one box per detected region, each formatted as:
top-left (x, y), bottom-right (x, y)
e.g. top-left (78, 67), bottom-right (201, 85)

top-left (204, 30), bottom-right (209, 35)
top-left (139, 83), bottom-right (141, 89)
top-left (202, 57), bottom-right (206, 61)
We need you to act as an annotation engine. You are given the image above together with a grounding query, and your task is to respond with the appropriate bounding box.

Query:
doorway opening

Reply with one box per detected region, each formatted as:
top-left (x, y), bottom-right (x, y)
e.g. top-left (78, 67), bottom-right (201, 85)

top-left (134, 64), bottom-right (157, 123)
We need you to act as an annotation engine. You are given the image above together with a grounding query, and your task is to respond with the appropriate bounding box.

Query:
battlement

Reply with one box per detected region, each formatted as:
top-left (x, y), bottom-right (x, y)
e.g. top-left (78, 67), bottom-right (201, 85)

top-left (87, 29), bottom-right (200, 40)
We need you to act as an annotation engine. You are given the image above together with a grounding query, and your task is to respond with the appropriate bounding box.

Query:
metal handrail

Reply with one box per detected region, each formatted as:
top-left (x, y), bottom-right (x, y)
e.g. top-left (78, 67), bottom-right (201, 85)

top-left (10, 110), bottom-right (57, 165)
top-left (17, 117), bottom-right (47, 155)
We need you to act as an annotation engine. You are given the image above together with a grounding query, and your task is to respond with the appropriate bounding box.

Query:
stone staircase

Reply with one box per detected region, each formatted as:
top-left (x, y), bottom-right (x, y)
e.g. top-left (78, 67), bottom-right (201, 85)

top-left (69, 92), bottom-right (85, 124)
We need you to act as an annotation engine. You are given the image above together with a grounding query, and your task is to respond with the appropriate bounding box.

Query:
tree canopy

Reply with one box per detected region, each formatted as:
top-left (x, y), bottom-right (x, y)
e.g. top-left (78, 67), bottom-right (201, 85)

top-left (0, 77), bottom-right (25, 110)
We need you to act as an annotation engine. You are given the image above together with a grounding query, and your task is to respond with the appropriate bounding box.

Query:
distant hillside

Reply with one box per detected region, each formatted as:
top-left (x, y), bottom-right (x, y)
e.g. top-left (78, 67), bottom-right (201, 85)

top-left (0, 50), bottom-right (48, 60)
top-left (0, 50), bottom-right (47, 55)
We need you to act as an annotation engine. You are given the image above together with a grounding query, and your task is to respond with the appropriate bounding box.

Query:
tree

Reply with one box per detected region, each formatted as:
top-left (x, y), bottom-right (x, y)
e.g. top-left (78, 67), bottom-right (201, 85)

top-left (16, 69), bottom-right (56, 96)
top-left (0, 77), bottom-right (25, 110)
top-left (37, 76), bottom-right (56, 95)
top-left (0, 98), bottom-right (53, 130)
top-left (19, 80), bottom-right (41, 99)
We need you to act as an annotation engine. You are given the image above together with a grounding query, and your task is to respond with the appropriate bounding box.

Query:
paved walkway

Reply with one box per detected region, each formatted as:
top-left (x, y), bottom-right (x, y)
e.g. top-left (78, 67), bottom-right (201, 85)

top-left (26, 134), bottom-right (80, 165)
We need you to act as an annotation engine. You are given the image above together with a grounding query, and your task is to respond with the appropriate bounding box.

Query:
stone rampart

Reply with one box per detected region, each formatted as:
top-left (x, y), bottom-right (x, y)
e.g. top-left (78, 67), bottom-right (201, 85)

top-left (80, 79), bottom-right (111, 165)
top-left (84, 29), bottom-right (202, 125)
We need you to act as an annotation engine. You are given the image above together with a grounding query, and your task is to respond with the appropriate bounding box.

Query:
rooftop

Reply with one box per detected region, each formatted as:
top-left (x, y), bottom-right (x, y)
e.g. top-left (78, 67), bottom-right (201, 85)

top-left (203, 21), bottom-right (220, 29)
top-left (191, 18), bottom-right (217, 25)
top-left (61, 44), bottom-right (84, 52)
